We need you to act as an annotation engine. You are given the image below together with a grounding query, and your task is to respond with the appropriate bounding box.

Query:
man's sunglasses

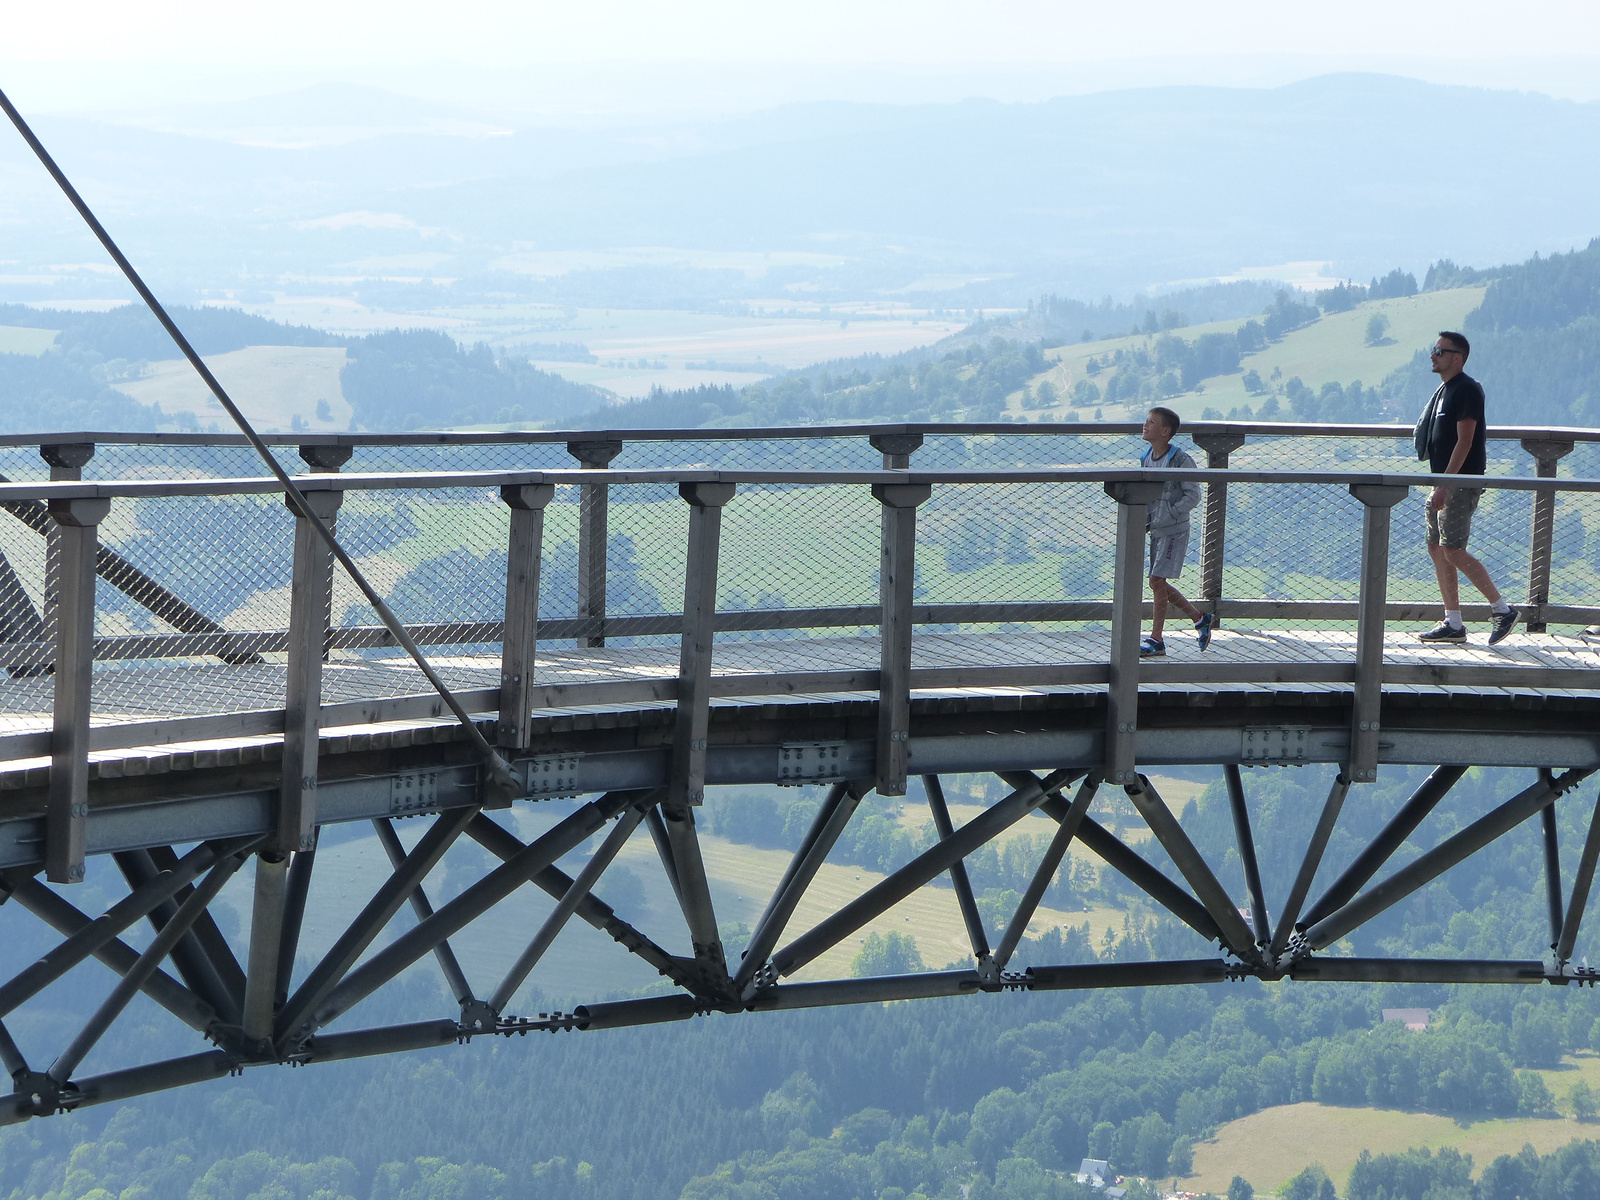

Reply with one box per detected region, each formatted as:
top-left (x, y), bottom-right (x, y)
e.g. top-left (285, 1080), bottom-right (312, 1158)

top-left (1429, 346), bottom-right (1463, 358)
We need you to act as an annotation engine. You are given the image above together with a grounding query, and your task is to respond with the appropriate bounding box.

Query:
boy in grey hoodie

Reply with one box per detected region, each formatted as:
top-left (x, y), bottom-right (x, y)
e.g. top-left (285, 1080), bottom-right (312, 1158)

top-left (1138, 407), bottom-right (1211, 657)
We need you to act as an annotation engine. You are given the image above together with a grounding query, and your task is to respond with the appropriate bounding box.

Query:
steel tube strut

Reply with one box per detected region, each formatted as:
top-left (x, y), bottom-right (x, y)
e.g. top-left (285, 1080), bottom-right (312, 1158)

top-left (1299, 765), bottom-right (1467, 931)
top-left (0, 838), bottom-right (250, 1017)
top-left (489, 804), bottom-right (648, 1013)
top-left (50, 848), bottom-right (249, 1084)
top-left (54, 1051), bottom-right (235, 1116)
top-left (276, 806), bottom-right (478, 1043)
top-left (146, 845), bottom-right (248, 1009)
top-left (1288, 957), bottom-right (1548, 984)
top-left (464, 813), bottom-right (691, 990)
top-left (1542, 799), bottom-right (1564, 951)
top-left (1064, 814), bottom-right (1223, 944)
top-left (275, 833), bottom-right (317, 1007)
top-left (736, 782), bottom-right (863, 994)
top-left (995, 775), bottom-right (1099, 970)
top-left (771, 769), bottom-right (1074, 978)
top-left (1270, 773), bottom-right (1351, 959)
top-left (1558, 790), bottom-right (1600, 964)
top-left (659, 801), bottom-right (729, 988)
top-left (924, 775), bottom-right (990, 963)
top-left (1124, 774), bottom-right (1259, 960)
top-left (0, 88), bottom-right (514, 795)
top-left (241, 854), bottom-right (288, 1042)
top-left (112, 849), bottom-right (240, 1025)
top-left (375, 819), bottom-right (473, 1005)
top-left (0, 1017), bottom-right (26, 1079)
top-left (645, 807), bottom-right (685, 910)
top-left (4, 880), bottom-right (219, 1033)
top-left (307, 791), bottom-right (640, 1034)
top-left (1224, 765), bottom-right (1270, 946)
top-left (1303, 769), bottom-right (1593, 951)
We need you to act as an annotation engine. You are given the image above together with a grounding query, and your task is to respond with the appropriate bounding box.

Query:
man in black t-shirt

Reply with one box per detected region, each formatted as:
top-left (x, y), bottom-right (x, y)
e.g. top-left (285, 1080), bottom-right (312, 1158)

top-left (1417, 331), bottom-right (1518, 646)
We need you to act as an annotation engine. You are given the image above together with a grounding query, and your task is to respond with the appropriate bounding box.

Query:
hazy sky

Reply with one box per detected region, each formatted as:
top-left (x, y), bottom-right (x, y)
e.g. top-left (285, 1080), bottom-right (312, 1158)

top-left (6, 1), bottom-right (1600, 116)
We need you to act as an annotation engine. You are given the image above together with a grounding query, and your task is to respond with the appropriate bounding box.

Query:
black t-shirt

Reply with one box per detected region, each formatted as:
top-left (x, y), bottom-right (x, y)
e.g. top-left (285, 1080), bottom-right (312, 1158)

top-left (1429, 373), bottom-right (1488, 475)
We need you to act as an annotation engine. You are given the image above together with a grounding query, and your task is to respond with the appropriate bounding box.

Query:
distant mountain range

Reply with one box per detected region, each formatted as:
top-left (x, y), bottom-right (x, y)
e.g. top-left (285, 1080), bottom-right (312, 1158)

top-left (3, 74), bottom-right (1599, 307)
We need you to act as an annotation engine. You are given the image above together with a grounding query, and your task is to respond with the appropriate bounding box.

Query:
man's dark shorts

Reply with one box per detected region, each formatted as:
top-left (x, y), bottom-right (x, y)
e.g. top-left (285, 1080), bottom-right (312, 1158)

top-left (1426, 488), bottom-right (1481, 550)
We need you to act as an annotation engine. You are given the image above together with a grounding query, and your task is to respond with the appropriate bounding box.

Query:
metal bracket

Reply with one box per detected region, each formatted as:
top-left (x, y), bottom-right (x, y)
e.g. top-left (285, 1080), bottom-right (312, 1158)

top-left (518, 754), bottom-right (583, 799)
top-left (389, 771), bottom-right (441, 815)
top-left (777, 742), bottom-right (848, 785)
top-left (1242, 726), bottom-right (1312, 763)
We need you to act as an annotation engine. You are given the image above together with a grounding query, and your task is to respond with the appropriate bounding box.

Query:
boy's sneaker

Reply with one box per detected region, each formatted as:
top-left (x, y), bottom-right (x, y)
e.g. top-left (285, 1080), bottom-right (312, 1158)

top-left (1139, 636), bottom-right (1166, 657)
top-left (1418, 622), bottom-right (1467, 644)
top-left (1487, 606), bottom-right (1520, 646)
top-left (1194, 612), bottom-right (1214, 651)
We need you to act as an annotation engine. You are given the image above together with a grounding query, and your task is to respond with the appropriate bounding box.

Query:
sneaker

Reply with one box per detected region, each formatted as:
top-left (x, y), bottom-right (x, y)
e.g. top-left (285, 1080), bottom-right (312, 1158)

top-left (1584, 625), bottom-right (1600, 640)
top-left (1418, 622), bottom-right (1467, 644)
top-left (1194, 612), bottom-right (1214, 651)
top-left (1139, 636), bottom-right (1166, 657)
top-left (1487, 606), bottom-right (1520, 646)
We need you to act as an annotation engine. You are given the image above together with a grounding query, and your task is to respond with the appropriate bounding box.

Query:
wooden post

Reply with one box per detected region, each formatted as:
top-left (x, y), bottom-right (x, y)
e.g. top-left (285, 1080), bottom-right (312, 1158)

top-left (498, 483), bottom-right (555, 754)
top-left (298, 444), bottom-right (350, 658)
top-left (45, 494), bottom-right (110, 884)
top-left (1520, 438), bottom-right (1574, 633)
top-left (869, 431), bottom-right (924, 469)
top-left (278, 487), bottom-right (344, 854)
top-left (1102, 481), bottom-right (1162, 785)
top-left (1191, 431), bottom-right (1245, 621)
top-left (1348, 484), bottom-right (1408, 782)
top-left (567, 439), bottom-right (623, 647)
top-left (872, 481), bottom-right (930, 796)
top-left (668, 481), bottom-right (735, 810)
top-left (39, 443), bottom-right (95, 654)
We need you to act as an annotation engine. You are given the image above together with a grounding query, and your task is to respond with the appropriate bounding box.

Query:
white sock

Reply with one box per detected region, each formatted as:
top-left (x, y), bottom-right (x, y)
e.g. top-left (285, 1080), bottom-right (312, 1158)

top-left (1445, 610), bottom-right (1463, 629)
top-left (1491, 600), bottom-right (1511, 615)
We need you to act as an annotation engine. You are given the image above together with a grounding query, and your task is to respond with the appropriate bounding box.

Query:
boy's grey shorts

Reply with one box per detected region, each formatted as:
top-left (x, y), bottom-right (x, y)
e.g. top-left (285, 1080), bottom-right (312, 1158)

top-left (1148, 530), bottom-right (1189, 579)
top-left (1426, 488), bottom-right (1481, 550)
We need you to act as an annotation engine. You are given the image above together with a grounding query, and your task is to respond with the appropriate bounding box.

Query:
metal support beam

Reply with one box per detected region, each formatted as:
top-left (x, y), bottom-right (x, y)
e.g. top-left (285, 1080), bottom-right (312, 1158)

top-left (924, 775), bottom-right (990, 964)
top-left (1348, 483), bottom-right (1408, 782)
top-left (1224, 765), bottom-right (1270, 946)
top-left (374, 819), bottom-right (473, 1006)
top-left (1288, 957), bottom-right (1548, 985)
top-left (0, 1018), bottom-right (27, 1081)
top-left (1521, 438), bottom-right (1574, 632)
top-left (49, 849), bottom-right (248, 1084)
top-left (995, 774), bottom-right (1099, 970)
top-left (645, 807), bottom-right (685, 910)
top-left (464, 813), bottom-right (694, 992)
top-left (568, 439), bottom-right (622, 646)
top-left (1103, 481), bottom-right (1161, 784)
top-left (1125, 774), bottom-right (1259, 960)
top-left (873, 481), bottom-right (930, 796)
top-left (1192, 432), bottom-right (1246, 622)
top-left (660, 801), bottom-right (729, 990)
top-left (670, 481), bottom-right (735, 810)
top-left (736, 781), bottom-right (864, 994)
top-left (4, 879), bottom-right (220, 1034)
top-left (1303, 769), bottom-right (1593, 951)
top-left (1558, 791), bottom-right (1600, 965)
top-left (497, 483), bottom-right (554, 753)
top-left (1299, 765), bottom-right (1467, 931)
top-left (278, 487), bottom-right (343, 854)
top-left (1066, 813), bottom-right (1224, 943)
top-left (241, 853), bottom-right (289, 1043)
top-left (113, 849), bottom-right (240, 1026)
top-left (276, 804), bottom-right (477, 1044)
top-left (275, 832), bottom-right (317, 1007)
top-left (305, 792), bottom-right (638, 1034)
top-left (45, 495), bottom-right (109, 883)
top-left (771, 769), bottom-right (1074, 978)
top-left (1543, 799), bottom-right (1565, 951)
top-left (0, 547), bottom-right (47, 676)
top-left (146, 844), bottom-right (247, 1004)
top-left (488, 803), bottom-right (648, 1013)
top-left (1269, 773), bottom-right (1351, 959)
top-left (0, 838), bottom-right (249, 1017)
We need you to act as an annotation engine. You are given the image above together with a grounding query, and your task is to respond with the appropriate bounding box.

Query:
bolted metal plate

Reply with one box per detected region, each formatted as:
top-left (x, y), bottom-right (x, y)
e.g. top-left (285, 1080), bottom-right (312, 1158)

top-left (390, 771), bottom-right (441, 814)
top-left (1241, 726), bottom-right (1312, 763)
top-left (520, 753), bottom-right (583, 799)
top-left (778, 742), bottom-right (847, 785)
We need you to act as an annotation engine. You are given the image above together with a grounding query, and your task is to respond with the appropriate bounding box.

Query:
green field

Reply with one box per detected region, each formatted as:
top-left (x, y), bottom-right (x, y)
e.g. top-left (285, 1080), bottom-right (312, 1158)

top-left (1019, 287), bottom-right (1486, 425)
top-left (1189, 1098), bottom-right (1599, 1196)
top-left (0, 324), bottom-right (58, 355)
top-left (114, 345), bottom-right (351, 432)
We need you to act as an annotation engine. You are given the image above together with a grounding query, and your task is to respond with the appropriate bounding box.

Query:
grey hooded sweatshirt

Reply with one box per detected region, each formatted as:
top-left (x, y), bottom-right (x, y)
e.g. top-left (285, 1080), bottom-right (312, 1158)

top-left (1140, 443), bottom-right (1202, 536)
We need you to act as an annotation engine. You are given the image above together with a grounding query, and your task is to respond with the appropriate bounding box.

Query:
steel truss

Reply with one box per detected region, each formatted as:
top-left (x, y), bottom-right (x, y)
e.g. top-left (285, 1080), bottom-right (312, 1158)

top-left (5, 761), bottom-right (1600, 1126)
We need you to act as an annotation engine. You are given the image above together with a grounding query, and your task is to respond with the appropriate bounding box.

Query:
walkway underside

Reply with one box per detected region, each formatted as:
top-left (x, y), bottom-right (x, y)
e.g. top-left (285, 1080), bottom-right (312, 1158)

top-left (4, 651), bottom-right (1600, 1124)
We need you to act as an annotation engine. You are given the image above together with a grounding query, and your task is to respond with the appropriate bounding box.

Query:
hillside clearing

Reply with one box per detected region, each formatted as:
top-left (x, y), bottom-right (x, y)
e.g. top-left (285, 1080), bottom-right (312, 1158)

top-left (114, 345), bottom-right (351, 431)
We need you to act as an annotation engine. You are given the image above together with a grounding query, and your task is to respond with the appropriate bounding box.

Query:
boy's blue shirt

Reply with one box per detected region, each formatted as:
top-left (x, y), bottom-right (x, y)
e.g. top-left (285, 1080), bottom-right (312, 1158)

top-left (1139, 441), bottom-right (1202, 536)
